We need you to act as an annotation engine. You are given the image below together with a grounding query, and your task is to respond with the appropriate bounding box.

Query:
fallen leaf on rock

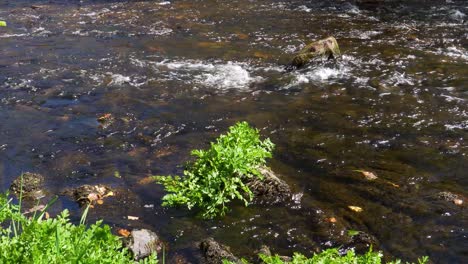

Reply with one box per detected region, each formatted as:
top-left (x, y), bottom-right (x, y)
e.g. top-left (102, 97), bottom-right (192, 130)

top-left (454, 199), bottom-right (463, 205)
top-left (96, 199), bottom-right (104, 205)
top-left (103, 191), bottom-right (114, 197)
top-left (118, 228), bottom-right (131, 237)
top-left (354, 170), bottom-right (378, 180)
top-left (97, 113), bottom-right (112, 123)
top-left (127, 215), bottom-right (139, 220)
top-left (348, 206), bottom-right (363, 212)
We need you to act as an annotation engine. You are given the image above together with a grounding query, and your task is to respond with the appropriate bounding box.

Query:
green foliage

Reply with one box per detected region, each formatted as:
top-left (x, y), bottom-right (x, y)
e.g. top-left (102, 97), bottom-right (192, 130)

top-left (0, 193), bottom-right (158, 264)
top-left (154, 121), bottom-right (275, 219)
top-left (224, 248), bottom-right (428, 264)
top-left (0, 21), bottom-right (6, 27)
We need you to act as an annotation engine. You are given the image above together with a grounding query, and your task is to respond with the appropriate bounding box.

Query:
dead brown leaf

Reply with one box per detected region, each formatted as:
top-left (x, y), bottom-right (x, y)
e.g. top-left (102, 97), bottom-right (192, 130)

top-left (354, 170), bottom-right (378, 180)
top-left (97, 113), bottom-right (112, 123)
top-left (118, 228), bottom-right (131, 237)
top-left (96, 199), bottom-right (104, 205)
top-left (348, 206), bottom-right (363, 212)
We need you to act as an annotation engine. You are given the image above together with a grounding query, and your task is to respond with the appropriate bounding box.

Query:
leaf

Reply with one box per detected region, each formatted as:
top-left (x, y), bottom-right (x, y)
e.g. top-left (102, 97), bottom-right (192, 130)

top-left (347, 230), bottom-right (360, 237)
top-left (0, 21), bottom-right (6, 27)
top-left (453, 198), bottom-right (463, 205)
top-left (103, 191), bottom-right (114, 197)
top-left (384, 180), bottom-right (400, 188)
top-left (348, 205), bottom-right (363, 212)
top-left (354, 170), bottom-right (378, 180)
top-left (96, 199), bottom-right (104, 205)
top-left (97, 113), bottom-right (112, 123)
top-left (117, 228), bottom-right (131, 237)
top-left (326, 217), bottom-right (337, 223)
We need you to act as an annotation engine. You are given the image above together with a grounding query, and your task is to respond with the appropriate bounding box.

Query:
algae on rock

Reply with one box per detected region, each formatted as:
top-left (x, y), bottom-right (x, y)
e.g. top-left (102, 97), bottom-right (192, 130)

top-left (289, 36), bottom-right (341, 69)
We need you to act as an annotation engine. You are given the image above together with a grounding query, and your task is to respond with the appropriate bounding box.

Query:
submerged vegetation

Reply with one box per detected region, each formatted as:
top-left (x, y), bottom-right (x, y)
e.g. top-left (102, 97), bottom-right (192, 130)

top-left (0, 193), bottom-right (158, 264)
top-left (223, 248), bottom-right (429, 264)
top-left (154, 121), bottom-right (274, 219)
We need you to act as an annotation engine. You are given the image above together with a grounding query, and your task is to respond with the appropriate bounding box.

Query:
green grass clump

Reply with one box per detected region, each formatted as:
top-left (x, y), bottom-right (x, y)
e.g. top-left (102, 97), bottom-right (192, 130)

top-left (154, 121), bottom-right (275, 219)
top-left (0, 193), bottom-right (158, 264)
top-left (223, 248), bottom-right (428, 264)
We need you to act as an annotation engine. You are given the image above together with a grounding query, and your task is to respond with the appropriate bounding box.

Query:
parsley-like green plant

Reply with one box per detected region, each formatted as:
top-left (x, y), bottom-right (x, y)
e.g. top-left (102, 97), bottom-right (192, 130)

top-left (154, 121), bottom-right (275, 219)
top-left (223, 248), bottom-right (429, 264)
top-left (0, 193), bottom-right (158, 264)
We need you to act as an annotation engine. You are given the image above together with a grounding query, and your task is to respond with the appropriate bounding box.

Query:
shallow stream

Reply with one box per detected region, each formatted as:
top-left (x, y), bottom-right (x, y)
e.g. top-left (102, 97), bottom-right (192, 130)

top-left (0, 0), bottom-right (467, 262)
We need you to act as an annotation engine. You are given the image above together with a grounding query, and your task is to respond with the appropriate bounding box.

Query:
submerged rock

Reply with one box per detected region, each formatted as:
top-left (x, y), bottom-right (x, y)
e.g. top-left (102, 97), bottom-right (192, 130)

top-left (255, 245), bottom-right (291, 263)
top-left (9, 172), bottom-right (45, 198)
top-left (344, 231), bottom-right (379, 254)
top-left (199, 238), bottom-right (241, 264)
top-left (289, 36), bottom-right (341, 70)
top-left (246, 166), bottom-right (292, 205)
top-left (64, 184), bottom-right (113, 206)
top-left (125, 229), bottom-right (163, 260)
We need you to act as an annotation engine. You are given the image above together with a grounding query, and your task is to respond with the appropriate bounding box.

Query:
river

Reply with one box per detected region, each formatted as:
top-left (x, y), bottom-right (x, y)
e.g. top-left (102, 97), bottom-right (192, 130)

top-left (0, 0), bottom-right (466, 263)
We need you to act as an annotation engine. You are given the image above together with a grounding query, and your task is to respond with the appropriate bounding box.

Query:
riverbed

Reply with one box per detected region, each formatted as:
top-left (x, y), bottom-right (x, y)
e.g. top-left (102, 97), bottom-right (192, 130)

top-left (0, 0), bottom-right (466, 262)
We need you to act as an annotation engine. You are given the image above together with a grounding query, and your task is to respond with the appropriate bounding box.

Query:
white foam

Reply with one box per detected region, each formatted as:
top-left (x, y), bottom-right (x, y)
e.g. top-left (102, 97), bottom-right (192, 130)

top-left (287, 65), bottom-right (350, 87)
top-left (108, 73), bottom-right (131, 86)
top-left (134, 59), bottom-right (263, 90)
top-left (198, 63), bottom-right (263, 90)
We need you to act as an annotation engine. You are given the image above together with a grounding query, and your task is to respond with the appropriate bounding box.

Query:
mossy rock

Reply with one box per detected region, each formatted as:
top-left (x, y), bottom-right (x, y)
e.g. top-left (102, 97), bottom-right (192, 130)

top-left (9, 172), bottom-right (45, 198)
top-left (199, 238), bottom-right (241, 264)
top-left (289, 36), bottom-right (341, 69)
top-left (246, 166), bottom-right (292, 205)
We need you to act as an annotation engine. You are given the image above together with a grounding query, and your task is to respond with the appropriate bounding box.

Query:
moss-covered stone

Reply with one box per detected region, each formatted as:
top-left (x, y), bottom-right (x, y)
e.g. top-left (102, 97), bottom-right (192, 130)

top-left (289, 36), bottom-right (341, 69)
top-left (9, 172), bottom-right (45, 198)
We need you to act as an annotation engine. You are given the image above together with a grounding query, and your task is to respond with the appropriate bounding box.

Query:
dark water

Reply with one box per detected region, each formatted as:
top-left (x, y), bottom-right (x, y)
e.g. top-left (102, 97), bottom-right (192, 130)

top-left (0, 0), bottom-right (467, 262)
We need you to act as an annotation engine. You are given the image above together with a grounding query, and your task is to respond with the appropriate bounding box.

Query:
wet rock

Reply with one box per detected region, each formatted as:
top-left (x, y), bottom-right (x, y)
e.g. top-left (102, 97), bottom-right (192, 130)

top-left (255, 245), bottom-right (291, 263)
top-left (9, 172), bottom-right (45, 198)
top-left (246, 166), bottom-right (292, 205)
top-left (288, 37), bottom-right (340, 70)
top-left (435, 191), bottom-right (464, 205)
top-left (64, 184), bottom-right (112, 206)
top-left (199, 238), bottom-right (241, 264)
top-left (344, 231), bottom-right (379, 254)
top-left (125, 229), bottom-right (163, 260)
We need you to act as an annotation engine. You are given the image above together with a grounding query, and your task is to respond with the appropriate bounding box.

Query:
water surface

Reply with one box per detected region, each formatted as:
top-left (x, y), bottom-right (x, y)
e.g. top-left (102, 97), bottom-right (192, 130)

top-left (0, 0), bottom-right (467, 262)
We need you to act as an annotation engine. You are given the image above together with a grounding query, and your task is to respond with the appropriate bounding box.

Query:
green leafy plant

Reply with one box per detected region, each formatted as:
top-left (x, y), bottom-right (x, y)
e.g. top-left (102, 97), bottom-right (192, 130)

top-left (0, 193), bottom-right (158, 264)
top-left (154, 121), bottom-right (275, 219)
top-left (223, 248), bottom-right (429, 264)
top-left (0, 21), bottom-right (6, 27)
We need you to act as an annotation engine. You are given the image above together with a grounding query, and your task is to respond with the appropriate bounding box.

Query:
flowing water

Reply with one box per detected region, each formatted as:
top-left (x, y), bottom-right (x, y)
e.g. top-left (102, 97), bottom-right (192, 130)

top-left (0, 0), bottom-right (467, 262)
